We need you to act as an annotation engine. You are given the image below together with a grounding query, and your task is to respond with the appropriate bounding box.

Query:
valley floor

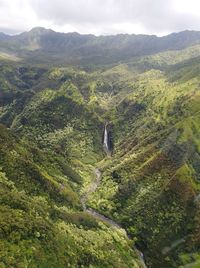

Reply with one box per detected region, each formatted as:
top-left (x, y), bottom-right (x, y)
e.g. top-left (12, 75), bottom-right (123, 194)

top-left (81, 167), bottom-right (147, 267)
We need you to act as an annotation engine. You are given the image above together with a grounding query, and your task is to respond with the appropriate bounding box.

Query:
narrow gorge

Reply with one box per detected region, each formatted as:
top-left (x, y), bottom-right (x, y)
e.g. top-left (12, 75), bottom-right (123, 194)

top-left (1, 28), bottom-right (200, 267)
top-left (81, 125), bottom-right (147, 268)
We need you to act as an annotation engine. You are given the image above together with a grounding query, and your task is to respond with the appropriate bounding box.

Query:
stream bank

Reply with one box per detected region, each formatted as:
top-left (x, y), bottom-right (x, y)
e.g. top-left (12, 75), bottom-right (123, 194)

top-left (81, 168), bottom-right (147, 268)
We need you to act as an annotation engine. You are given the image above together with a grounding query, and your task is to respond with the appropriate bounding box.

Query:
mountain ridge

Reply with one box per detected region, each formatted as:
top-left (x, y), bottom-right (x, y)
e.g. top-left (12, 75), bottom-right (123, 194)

top-left (2, 27), bottom-right (200, 38)
top-left (1, 27), bottom-right (200, 267)
top-left (1, 27), bottom-right (200, 65)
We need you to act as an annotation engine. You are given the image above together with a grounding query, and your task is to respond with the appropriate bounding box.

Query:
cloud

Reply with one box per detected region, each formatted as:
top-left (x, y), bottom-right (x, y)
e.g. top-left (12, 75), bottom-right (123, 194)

top-left (0, 0), bottom-right (38, 34)
top-left (0, 0), bottom-right (200, 35)
top-left (30, 0), bottom-right (174, 33)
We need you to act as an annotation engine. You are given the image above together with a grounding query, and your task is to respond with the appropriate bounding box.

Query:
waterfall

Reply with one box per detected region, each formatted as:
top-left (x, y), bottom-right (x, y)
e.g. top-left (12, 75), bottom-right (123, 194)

top-left (103, 124), bottom-right (109, 153)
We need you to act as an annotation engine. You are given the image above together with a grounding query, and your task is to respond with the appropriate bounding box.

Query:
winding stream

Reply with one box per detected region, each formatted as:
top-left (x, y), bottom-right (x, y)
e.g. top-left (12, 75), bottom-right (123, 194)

top-left (81, 168), bottom-right (147, 268)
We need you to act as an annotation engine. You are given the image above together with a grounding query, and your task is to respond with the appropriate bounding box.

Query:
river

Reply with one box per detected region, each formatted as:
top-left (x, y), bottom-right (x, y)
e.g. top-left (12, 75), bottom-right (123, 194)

top-left (81, 168), bottom-right (147, 268)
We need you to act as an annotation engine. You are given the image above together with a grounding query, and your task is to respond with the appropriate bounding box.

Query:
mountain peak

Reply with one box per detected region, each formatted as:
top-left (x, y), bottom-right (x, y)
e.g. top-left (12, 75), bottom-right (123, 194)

top-left (0, 32), bottom-right (10, 40)
top-left (28, 27), bottom-right (54, 35)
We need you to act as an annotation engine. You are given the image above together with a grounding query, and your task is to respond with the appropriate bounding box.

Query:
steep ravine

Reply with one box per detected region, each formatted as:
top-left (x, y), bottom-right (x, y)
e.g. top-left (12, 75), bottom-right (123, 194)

top-left (81, 124), bottom-right (147, 267)
top-left (81, 168), bottom-right (147, 268)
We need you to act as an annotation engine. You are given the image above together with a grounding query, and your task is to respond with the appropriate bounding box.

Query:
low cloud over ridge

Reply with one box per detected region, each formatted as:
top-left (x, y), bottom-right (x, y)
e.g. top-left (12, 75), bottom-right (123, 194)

top-left (0, 0), bottom-right (200, 35)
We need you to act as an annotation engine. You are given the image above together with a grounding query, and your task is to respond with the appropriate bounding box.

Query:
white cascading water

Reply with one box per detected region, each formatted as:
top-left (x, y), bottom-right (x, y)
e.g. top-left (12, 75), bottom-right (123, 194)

top-left (103, 124), bottom-right (109, 153)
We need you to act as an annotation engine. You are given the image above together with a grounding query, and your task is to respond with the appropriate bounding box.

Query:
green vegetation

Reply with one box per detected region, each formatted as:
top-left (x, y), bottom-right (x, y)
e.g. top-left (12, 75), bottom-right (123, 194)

top-left (85, 52), bottom-right (200, 267)
top-left (0, 125), bottom-right (142, 267)
top-left (1, 29), bottom-right (200, 267)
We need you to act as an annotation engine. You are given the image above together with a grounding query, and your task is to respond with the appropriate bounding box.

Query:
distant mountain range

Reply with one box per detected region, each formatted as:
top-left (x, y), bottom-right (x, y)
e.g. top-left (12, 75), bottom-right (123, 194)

top-left (1, 27), bottom-right (200, 65)
top-left (2, 25), bottom-right (200, 268)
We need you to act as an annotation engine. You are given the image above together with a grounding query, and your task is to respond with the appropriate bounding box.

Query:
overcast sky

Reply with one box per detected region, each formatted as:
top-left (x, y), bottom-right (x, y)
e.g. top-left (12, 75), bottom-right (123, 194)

top-left (0, 0), bottom-right (200, 36)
